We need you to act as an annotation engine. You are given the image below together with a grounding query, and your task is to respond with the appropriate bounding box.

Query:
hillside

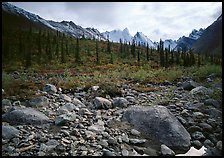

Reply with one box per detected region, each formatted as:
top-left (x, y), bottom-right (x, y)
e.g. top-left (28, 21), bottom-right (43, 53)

top-left (192, 15), bottom-right (222, 57)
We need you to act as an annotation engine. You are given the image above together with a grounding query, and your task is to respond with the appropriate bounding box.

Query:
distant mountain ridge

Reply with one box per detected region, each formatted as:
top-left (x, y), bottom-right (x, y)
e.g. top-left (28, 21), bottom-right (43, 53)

top-left (174, 28), bottom-right (204, 52)
top-left (192, 14), bottom-right (222, 56)
top-left (2, 2), bottom-right (106, 40)
top-left (2, 2), bottom-right (219, 55)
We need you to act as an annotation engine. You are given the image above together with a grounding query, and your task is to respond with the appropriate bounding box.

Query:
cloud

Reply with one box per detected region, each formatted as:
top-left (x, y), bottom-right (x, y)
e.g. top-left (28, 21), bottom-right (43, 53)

top-left (63, 2), bottom-right (120, 28)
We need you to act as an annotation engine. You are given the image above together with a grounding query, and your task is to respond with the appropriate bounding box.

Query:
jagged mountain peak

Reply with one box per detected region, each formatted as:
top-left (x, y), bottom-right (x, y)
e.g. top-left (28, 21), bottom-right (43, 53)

top-left (2, 2), bottom-right (106, 40)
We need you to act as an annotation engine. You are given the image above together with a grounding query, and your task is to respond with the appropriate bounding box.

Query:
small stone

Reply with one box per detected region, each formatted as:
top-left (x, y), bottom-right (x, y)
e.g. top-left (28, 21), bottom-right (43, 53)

top-left (102, 149), bottom-right (116, 156)
top-left (192, 131), bottom-right (205, 141)
top-left (93, 97), bottom-right (112, 109)
top-left (204, 139), bottom-right (214, 147)
top-left (187, 125), bottom-right (202, 133)
top-left (216, 141), bottom-right (222, 151)
top-left (85, 130), bottom-right (96, 139)
top-left (160, 144), bottom-right (175, 156)
top-left (43, 84), bottom-right (57, 94)
top-left (198, 122), bottom-right (213, 132)
top-left (62, 138), bottom-right (70, 144)
top-left (122, 149), bottom-right (129, 156)
top-left (129, 138), bottom-right (146, 144)
top-left (61, 130), bottom-right (70, 136)
top-left (108, 138), bottom-right (118, 146)
top-left (131, 129), bottom-right (141, 136)
top-left (112, 97), bottom-right (129, 108)
top-left (73, 98), bottom-right (86, 107)
top-left (2, 125), bottom-right (20, 139)
top-left (81, 150), bottom-right (88, 156)
top-left (99, 140), bottom-right (108, 148)
top-left (92, 86), bottom-right (99, 91)
top-left (193, 112), bottom-right (204, 119)
top-left (59, 94), bottom-right (72, 102)
top-left (13, 101), bottom-right (21, 106)
top-left (55, 112), bottom-right (76, 126)
top-left (191, 140), bottom-right (203, 149)
top-left (121, 133), bottom-right (129, 143)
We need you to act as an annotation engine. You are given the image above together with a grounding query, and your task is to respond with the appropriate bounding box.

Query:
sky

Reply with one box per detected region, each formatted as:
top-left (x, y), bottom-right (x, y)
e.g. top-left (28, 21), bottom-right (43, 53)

top-left (9, 2), bottom-right (222, 42)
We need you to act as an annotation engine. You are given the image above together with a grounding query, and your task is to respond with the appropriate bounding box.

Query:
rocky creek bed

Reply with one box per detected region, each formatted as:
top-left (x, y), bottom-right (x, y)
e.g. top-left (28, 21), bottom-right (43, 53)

top-left (2, 73), bottom-right (222, 156)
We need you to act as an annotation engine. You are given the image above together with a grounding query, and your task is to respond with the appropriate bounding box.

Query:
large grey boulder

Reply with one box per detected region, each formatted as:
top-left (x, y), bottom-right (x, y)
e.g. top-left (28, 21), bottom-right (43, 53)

top-left (2, 107), bottom-right (51, 125)
top-left (123, 105), bottom-right (191, 152)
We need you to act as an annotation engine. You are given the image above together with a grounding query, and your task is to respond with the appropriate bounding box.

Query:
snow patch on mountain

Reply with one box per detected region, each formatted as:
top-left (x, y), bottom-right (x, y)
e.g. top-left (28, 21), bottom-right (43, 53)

top-left (2, 2), bottom-right (106, 40)
top-left (102, 28), bottom-right (133, 43)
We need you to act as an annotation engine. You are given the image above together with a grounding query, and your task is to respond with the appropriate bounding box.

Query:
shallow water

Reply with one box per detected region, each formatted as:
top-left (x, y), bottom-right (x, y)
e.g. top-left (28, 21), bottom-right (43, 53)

top-left (175, 146), bottom-right (207, 156)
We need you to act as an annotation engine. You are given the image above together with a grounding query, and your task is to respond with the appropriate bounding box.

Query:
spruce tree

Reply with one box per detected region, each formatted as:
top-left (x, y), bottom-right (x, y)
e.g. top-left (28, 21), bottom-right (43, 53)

top-left (61, 34), bottom-right (65, 63)
top-left (25, 26), bottom-right (32, 67)
top-left (137, 49), bottom-right (140, 66)
top-left (119, 38), bottom-right (123, 58)
top-left (75, 37), bottom-right (81, 63)
top-left (96, 38), bottom-right (99, 64)
top-left (131, 39), bottom-right (136, 58)
top-left (146, 43), bottom-right (149, 61)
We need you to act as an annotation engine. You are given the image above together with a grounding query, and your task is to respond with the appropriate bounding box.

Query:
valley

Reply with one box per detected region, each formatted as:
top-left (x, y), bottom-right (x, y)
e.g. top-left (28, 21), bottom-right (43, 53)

top-left (2, 2), bottom-right (222, 156)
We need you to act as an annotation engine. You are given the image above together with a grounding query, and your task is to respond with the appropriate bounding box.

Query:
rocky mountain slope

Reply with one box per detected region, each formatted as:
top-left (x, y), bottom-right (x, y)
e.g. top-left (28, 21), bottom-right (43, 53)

top-left (2, 2), bottom-right (106, 40)
top-left (192, 15), bottom-right (222, 56)
top-left (174, 28), bottom-right (204, 52)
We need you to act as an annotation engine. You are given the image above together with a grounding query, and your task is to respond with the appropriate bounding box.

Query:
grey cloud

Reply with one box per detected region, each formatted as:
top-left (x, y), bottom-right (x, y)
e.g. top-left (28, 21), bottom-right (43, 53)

top-left (212, 6), bottom-right (222, 19)
top-left (63, 2), bottom-right (119, 26)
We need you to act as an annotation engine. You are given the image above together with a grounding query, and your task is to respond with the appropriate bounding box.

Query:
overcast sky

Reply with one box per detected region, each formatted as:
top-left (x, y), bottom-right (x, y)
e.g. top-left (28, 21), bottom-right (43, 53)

top-left (9, 2), bottom-right (222, 42)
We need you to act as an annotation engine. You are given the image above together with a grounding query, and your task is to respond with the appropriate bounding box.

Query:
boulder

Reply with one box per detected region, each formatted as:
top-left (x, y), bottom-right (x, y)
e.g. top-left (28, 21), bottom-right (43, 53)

top-left (43, 84), bottom-right (57, 94)
top-left (160, 144), bottom-right (175, 156)
top-left (29, 96), bottom-right (49, 107)
top-left (123, 105), bottom-right (191, 152)
top-left (2, 107), bottom-right (51, 125)
top-left (2, 99), bottom-right (12, 113)
top-left (2, 125), bottom-right (20, 139)
top-left (93, 97), bottom-right (112, 109)
top-left (204, 99), bottom-right (220, 108)
top-left (72, 98), bottom-right (85, 107)
top-left (55, 112), bottom-right (76, 126)
top-left (57, 103), bottom-right (77, 115)
top-left (112, 97), bottom-right (129, 108)
top-left (182, 80), bottom-right (199, 90)
top-left (190, 86), bottom-right (212, 95)
top-left (59, 94), bottom-right (72, 102)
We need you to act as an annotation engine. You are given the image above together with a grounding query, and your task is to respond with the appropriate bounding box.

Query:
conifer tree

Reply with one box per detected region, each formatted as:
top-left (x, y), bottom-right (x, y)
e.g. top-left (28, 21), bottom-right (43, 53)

top-left (75, 37), bottom-right (81, 63)
top-left (131, 39), bottom-right (136, 58)
top-left (119, 38), bottom-right (123, 58)
top-left (25, 26), bottom-right (32, 67)
top-left (146, 43), bottom-right (149, 61)
top-left (159, 39), bottom-right (164, 67)
top-left (176, 48), bottom-right (180, 65)
top-left (137, 48), bottom-right (140, 65)
top-left (47, 31), bottom-right (52, 62)
top-left (61, 34), bottom-right (65, 63)
top-left (37, 29), bottom-right (42, 63)
top-left (96, 38), bottom-right (99, 64)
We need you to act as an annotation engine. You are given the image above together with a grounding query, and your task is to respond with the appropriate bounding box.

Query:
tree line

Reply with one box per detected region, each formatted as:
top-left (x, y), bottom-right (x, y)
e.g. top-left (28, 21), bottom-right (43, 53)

top-left (2, 26), bottom-right (221, 70)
